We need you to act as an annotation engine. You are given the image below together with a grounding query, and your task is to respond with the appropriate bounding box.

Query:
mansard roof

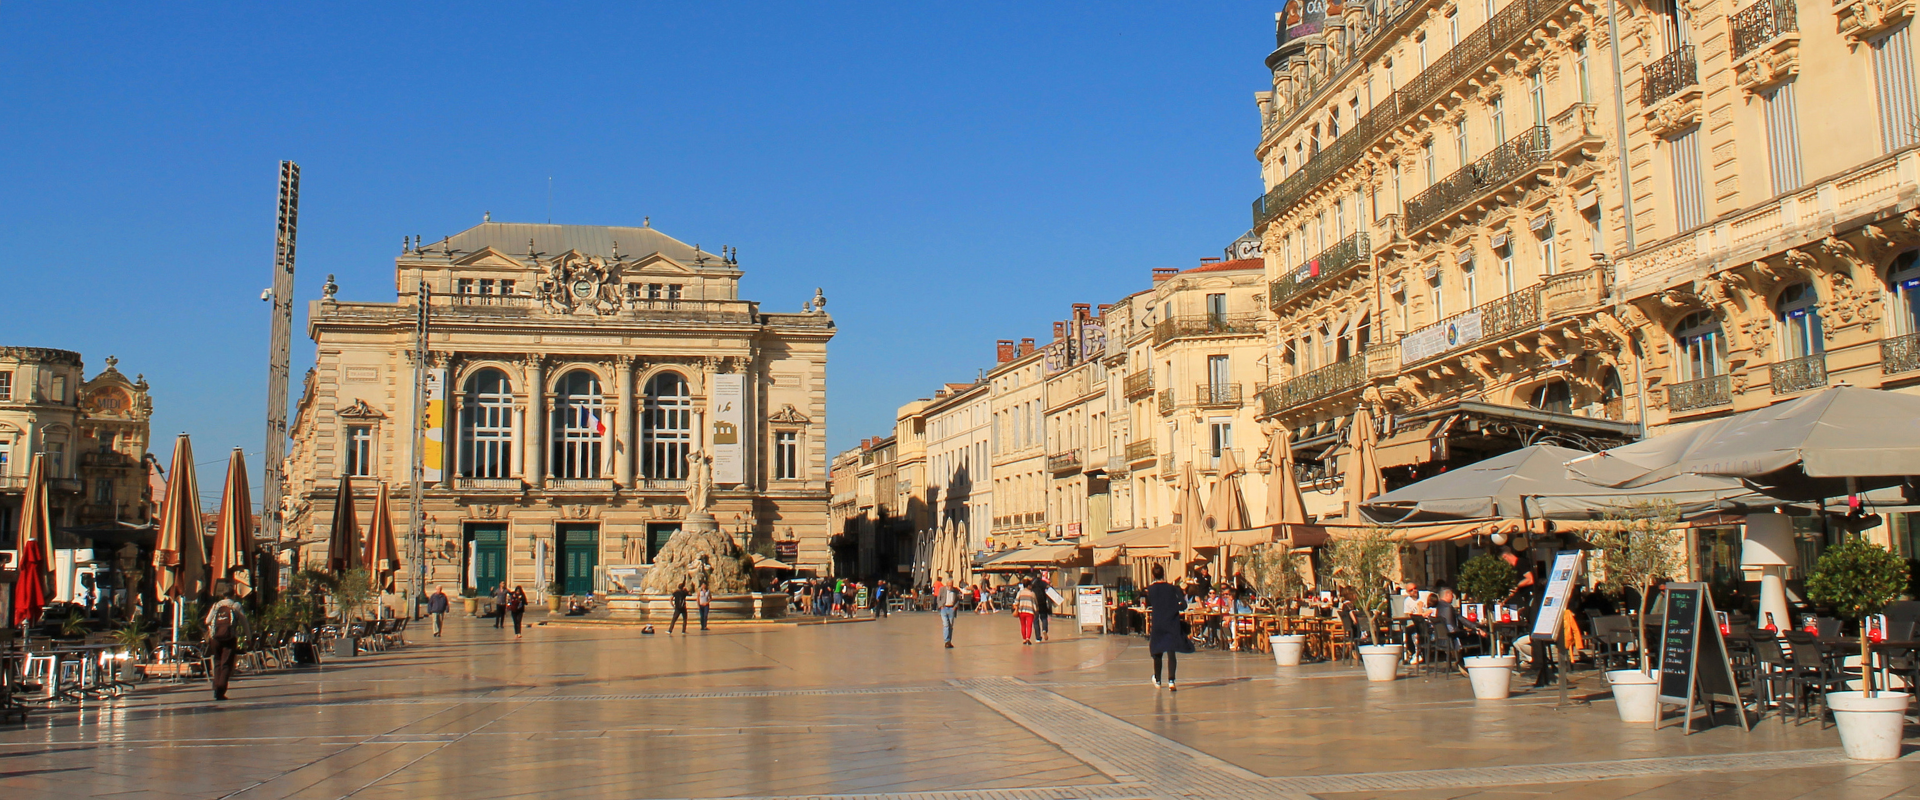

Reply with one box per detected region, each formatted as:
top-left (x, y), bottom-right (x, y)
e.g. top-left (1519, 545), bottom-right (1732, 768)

top-left (431, 222), bottom-right (732, 271)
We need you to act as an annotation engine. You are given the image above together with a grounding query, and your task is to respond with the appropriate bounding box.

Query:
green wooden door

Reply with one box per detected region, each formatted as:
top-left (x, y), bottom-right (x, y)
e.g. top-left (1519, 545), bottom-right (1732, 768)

top-left (557, 524), bottom-right (598, 595)
top-left (469, 524), bottom-right (507, 595)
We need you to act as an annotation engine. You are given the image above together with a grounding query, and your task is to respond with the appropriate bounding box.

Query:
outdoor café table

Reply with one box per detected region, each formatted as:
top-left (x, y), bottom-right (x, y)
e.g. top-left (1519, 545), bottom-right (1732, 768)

top-left (1830, 638), bottom-right (1920, 693)
top-left (45, 644), bottom-right (119, 701)
top-left (1488, 620), bottom-right (1529, 656)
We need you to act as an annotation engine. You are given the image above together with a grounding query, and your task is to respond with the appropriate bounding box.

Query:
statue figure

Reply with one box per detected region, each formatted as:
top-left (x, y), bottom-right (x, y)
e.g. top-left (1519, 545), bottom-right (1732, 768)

top-left (686, 450), bottom-right (713, 514)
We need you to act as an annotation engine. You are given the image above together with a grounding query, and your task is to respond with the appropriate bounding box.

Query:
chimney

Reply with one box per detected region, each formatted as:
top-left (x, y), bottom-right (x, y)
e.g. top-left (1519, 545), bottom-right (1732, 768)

top-left (1072, 303), bottom-right (1091, 320)
top-left (1152, 267), bottom-right (1180, 282)
top-left (1096, 303), bottom-right (1112, 318)
top-left (1052, 321), bottom-right (1067, 341)
top-left (1200, 256), bottom-right (1221, 264)
top-left (996, 339), bottom-right (1016, 363)
top-left (1019, 338), bottom-right (1036, 357)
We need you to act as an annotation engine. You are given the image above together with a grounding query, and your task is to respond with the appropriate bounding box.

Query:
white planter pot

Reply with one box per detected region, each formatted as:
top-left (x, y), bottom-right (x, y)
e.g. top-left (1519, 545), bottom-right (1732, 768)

top-left (1358, 644), bottom-right (1403, 682)
top-left (1271, 634), bottom-right (1308, 667)
top-left (1607, 669), bottom-right (1661, 723)
top-left (1464, 655), bottom-right (1516, 699)
top-left (1828, 691), bottom-right (1912, 761)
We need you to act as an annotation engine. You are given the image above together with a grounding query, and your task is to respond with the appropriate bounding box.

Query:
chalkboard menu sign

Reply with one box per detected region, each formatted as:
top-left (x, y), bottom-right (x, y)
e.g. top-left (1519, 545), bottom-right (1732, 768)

top-left (1654, 583), bottom-right (1750, 733)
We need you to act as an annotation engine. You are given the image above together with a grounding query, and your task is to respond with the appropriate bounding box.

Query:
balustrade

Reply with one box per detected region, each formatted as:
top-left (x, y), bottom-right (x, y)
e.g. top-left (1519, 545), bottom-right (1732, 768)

top-left (1665, 374), bottom-right (1732, 412)
top-left (1643, 45), bottom-right (1699, 107)
top-left (1770, 352), bottom-right (1829, 394)
top-left (1194, 383), bottom-right (1244, 408)
top-left (1884, 332), bottom-right (1920, 375)
top-left (1731, 0), bottom-right (1797, 59)
top-left (1153, 313), bottom-right (1263, 347)
top-left (1270, 232), bottom-right (1371, 311)
top-left (1403, 126), bottom-right (1552, 233)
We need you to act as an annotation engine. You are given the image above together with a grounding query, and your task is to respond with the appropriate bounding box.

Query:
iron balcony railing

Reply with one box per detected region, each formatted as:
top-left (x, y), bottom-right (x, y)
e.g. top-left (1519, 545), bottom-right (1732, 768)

top-left (1252, 0), bottom-right (1578, 229)
top-left (1731, 0), bottom-right (1796, 60)
top-left (1269, 232), bottom-right (1372, 311)
top-left (1194, 383), bottom-right (1244, 408)
top-left (1399, 281), bottom-right (1546, 368)
top-left (1124, 439), bottom-right (1155, 463)
top-left (1666, 374), bottom-right (1733, 412)
top-left (1404, 126), bottom-right (1552, 233)
top-left (1643, 45), bottom-right (1699, 107)
top-left (1047, 450), bottom-right (1083, 474)
top-left (1771, 352), bottom-right (1829, 394)
top-left (1152, 313), bottom-right (1263, 347)
top-left (1122, 370), bottom-right (1153, 399)
top-left (1157, 388), bottom-right (1176, 415)
top-left (456, 477), bottom-right (524, 491)
top-left (1265, 354), bottom-right (1368, 415)
top-left (1884, 331), bottom-right (1920, 375)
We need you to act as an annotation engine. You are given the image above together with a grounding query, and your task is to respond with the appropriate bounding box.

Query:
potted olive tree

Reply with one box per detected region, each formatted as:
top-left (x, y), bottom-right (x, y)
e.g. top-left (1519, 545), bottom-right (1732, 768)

top-left (1456, 552), bottom-right (1522, 699)
top-left (1323, 526), bottom-right (1401, 681)
top-left (1587, 502), bottom-right (1685, 723)
top-left (1250, 544), bottom-right (1309, 666)
top-left (331, 567), bottom-right (375, 658)
top-left (1807, 536), bottom-right (1911, 760)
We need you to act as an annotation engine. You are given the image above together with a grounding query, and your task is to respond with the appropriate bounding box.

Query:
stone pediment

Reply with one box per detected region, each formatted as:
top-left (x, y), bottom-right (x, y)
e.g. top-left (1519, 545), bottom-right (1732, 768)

top-left (338, 399), bottom-right (385, 419)
top-left (626, 252), bottom-right (699, 275)
top-left (454, 246), bottom-right (529, 269)
top-left (768, 404), bottom-right (811, 424)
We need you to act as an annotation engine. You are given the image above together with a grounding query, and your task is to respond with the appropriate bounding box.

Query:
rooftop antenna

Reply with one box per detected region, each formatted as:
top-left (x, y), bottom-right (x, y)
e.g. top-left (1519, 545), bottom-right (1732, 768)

top-left (547, 176), bottom-right (552, 224)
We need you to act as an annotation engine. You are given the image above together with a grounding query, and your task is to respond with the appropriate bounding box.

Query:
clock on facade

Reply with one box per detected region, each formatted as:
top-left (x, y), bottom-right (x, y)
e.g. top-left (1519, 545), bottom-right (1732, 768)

top-left (571, 279), bottom-right (595, 299)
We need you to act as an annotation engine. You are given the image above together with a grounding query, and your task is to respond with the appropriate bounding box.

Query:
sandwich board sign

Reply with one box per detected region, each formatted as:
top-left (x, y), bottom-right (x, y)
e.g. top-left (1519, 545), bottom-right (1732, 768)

top-left (1656, 583), bottom-right (1751, 733)
top-left (1076, 584), bottom-right (1106, 633)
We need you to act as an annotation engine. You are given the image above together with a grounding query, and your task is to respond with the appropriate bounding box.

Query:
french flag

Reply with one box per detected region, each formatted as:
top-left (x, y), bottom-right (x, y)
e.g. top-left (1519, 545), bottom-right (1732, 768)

top-left (589, 411), bottom-right (607, 435)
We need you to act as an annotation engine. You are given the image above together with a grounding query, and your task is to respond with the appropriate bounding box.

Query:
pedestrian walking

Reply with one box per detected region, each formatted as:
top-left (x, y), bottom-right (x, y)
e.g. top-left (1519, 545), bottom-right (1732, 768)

top-left (830, 579), bottom-right (845, 617)
top-left (872, 581), bottom-right (888, 618)
top-left (203, 582), bottom-right (249, 701)
top-left (1145, 564), bottom-right (1193, 690)
top-left (1032, 574), bottom-right (1053, 642)
top-left (696, 582), bottom-right (712, 630)
top-left (492, 582), bottom-right (509, 628)
top-left (842, 582), bottom-right (857, 618)
top-left (1014, 578), bottom-right (1039, 645)
top-left (427, 586), bottom-right (449, 637)
top-left (507, 585), bottom-right (528, 638)
top-left (938, 574), bottom-right (960, 648)
top-left (669, 585), bottom-right (691, 633)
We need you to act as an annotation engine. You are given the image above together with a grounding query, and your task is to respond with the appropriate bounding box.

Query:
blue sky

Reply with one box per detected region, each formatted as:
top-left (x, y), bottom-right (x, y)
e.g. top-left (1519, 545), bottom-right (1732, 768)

top-left (0, 2), bottom-right (1274, 499)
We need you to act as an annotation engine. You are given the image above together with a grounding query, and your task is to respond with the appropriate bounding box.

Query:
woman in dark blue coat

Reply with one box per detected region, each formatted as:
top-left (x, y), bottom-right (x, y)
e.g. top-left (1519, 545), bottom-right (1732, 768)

top-left (1145, 563), bottom-right (1194, 690)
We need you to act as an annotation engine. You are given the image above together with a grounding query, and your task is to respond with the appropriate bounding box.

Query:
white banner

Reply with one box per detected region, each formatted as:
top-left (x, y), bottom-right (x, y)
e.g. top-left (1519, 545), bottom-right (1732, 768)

top-left (710, 374), bottom-right (745, 485)
top-left (422, 366), bottom-right (447, 482)
top-left (1399, 309), bottom-right (1483, 365)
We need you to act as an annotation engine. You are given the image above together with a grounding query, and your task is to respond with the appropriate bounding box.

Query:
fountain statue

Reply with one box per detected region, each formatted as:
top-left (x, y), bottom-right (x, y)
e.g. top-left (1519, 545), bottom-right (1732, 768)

top-left (638, 450), bottom-right (751, 595)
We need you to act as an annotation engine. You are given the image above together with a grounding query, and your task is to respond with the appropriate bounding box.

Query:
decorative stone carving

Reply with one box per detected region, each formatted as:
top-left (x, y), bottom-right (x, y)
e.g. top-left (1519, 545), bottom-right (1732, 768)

top-left (1733, 33), bottom-right (1800, 94)
top-left (538, 251), bottom-right (625, 314)
top-left (1644, 89), bottom-right (1704, 138)
top-left (768, 404), bottom-right (811, 424)
top-left (337, 398), bottom-right (384, 419)
top-left (1837, 0), bottom-right (1916, 45)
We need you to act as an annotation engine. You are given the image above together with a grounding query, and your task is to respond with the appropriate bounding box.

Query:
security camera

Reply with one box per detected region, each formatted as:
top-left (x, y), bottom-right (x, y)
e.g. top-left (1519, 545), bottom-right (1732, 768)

top-left (261, 288), bottom-right (274, 302)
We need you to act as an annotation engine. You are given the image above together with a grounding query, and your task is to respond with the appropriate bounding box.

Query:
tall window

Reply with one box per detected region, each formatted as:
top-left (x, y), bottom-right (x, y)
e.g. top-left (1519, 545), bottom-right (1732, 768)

top-left (1890, 251), bottom-right (1920, 335)
top-left (0, 371), bottom-right (10, 400)
top-left (345, 425), bottom-right (373, 477)
top-left (94, 478), bottom-right (112, 505)
top-left (1776, 283), bottom-right (1825, 359)
top-left (1430, 272), bottom-right (1446, 319)
top-left (1675, 311), bottom-right (1727, 381)
top-left (1497, 241), bottom-right (1516, 295)
top-left (459, 369), bottom-right (515, 478)
top-left (1423, 141), bottom-right (1436, 187)
top-left (1461, 255), bottom-right (1479, 306)
top-left (549, 370), bottom-right (604, 480)
top-left (642, 372), bottom-right (692, 479)
top-left (1763, 82), bottom-right (1804, 194)
top-left (1529, 381), bottom-right (1573, 414)
top-left (1538, 219), bottom-right (1558, 275)
top-left (1205, 292), bottom-right (1227, 324)
top-left (1670, 127), bottom-right (1706, 231)
top-left (0, 441), bottom-right (9, 477)
top-left (46, 441), bottom-right (64, 477)
top-left (1455, 121), bottom-right (1470, 169)
top-left (1491, 96), bottom-right (1506, 144)
top-left (775, 431), bottom-right (800, 480)
top-left (1208, 419), bottom-right (1233, 462)
top-left (1873, 24), bottom-right (1919, 153)
top-left (1418, 37), bottom-right (1429, 70)
top-left (1529, 70), bottom-right (1546, 127)
top-left (1576, 39), bottom-right (1593, 104)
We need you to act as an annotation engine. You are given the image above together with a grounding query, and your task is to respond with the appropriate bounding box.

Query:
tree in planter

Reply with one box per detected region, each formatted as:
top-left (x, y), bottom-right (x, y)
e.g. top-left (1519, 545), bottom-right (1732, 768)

top-left (1807, 536), bottom-right (1910, 696)
top-left (331, 567), bottom-right (378, 623)
top-left (1321, 526), bottom-right (1399, 645)
top-left (1456, 553), bottom-right (1519, 605)
top-left (1587, 501), bottom-right (1685, 670)
top-left (1247, 543), bottom-right (1307, 602)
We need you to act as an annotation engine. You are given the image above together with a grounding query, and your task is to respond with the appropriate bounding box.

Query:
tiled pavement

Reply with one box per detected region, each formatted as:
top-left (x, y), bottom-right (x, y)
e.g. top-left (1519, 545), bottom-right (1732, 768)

top-left (4, 612), bottom-right (1920, 799)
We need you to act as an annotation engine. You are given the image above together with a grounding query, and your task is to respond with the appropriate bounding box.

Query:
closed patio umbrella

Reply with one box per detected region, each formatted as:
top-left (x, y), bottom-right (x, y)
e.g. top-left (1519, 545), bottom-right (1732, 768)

top-left (153, 434), bottom-right (207, 603)
top-left (10, 453), bottom-right (52, 627)
top-left (208, 447), bottom-right (256, 597)
top-left (1343, 405), bottom-right (1383, 520)
top-left (1208, 449), bottom-right (1251, 570)
top-left (326, 474), bottom-right (362, 575)
top-left (364, 481), bottom-right (399, 593)
top-left (1267, 425), bottom-right (1307, 528)
top-left (1567, 386), bottom-right (1920, 500)
top-left (1176, 462), bottom-right (1211, 575)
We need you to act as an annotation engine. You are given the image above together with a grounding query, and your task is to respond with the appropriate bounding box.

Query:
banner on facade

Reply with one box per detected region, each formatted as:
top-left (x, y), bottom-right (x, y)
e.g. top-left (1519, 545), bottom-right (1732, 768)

top-left (710, 373), bottom-right (745, 484)
top-left (1399, 309), bottom-right (1484, 365)
top-left (422, 366), bottom-right (446, 483)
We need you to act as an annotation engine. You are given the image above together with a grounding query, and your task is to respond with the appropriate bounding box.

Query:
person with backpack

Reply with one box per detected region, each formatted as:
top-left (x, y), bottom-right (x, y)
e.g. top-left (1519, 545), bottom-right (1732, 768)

top-left (203, 582), bottom-right (250, 701)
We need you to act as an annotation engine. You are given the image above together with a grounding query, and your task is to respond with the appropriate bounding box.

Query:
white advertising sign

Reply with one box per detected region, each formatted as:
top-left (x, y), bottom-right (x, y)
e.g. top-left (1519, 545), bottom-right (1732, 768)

top-left (1399, 309), bottom-right (1484, 365)
top-left (709, 373), bottom-right (746, 485)
top-left (1076, 584), bottom-right (1106, 631)
top-left (1530, 550), bottom-right (1584, 641)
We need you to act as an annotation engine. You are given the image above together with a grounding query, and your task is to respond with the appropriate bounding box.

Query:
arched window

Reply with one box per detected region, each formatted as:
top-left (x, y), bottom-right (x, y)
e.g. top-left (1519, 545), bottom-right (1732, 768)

top-left (1776, 282), bottom-right (1824, 359)
top-left (459, 369), bottom-right (514, 478)
top-left (549, 371), bottom-right (603, 479)
top-left (1889, 251), bottom-right (1920, 336)
top-left (641, 372), bottom-right (692, 480)
top-left (1529, 380), bottom-right (1573, 414)
top-left (1674, 311), bottom-right (1726, 381)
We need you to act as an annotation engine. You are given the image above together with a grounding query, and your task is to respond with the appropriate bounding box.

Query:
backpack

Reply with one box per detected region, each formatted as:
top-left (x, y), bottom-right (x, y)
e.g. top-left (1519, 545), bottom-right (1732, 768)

top-left (211, 605), bottom-right (237, 643)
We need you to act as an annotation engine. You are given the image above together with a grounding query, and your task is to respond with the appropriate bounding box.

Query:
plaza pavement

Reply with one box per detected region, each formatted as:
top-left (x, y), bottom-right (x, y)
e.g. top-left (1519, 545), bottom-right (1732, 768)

top-left (3, 610), bottom-right (1919, 799)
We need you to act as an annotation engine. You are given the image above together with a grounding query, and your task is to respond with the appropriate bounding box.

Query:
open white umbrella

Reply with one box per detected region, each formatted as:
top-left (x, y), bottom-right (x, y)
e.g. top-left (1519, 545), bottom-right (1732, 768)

top-left (1362, 444), bottom-right (1769, 524)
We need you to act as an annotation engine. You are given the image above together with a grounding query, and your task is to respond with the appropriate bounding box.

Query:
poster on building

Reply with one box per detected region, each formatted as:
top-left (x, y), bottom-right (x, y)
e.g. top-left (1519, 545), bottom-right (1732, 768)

top-left (1399, 309), bottom-right (1484, 365)
top-left (710, 373), bottom-right (746, 484)
top-left (1079, 319), bottom-right (1106, 361)
top-left (1282, 0), bottom-right (1343, 44)
top-left (422, 366), bottom-right (446, 483)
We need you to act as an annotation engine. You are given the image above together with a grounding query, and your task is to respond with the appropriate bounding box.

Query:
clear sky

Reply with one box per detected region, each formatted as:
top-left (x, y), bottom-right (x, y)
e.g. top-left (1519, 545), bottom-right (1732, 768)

top-left (0, 2), bottom-right (1275, 502)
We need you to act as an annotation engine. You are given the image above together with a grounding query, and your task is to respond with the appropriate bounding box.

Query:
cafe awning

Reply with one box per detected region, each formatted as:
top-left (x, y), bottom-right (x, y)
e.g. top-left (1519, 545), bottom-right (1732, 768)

top-left (1374, 416), bottom-right (1456, 469)
top-left (1085, 524), bottom-right (1176, 564)
top-left (977, 544), bottom-right (1088, 571)
top-left (1217, 523), bottom-right (1331, 548)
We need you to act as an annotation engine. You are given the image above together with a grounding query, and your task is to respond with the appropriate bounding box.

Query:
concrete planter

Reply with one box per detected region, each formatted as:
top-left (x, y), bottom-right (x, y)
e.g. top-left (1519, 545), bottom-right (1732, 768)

top-left (1828, 691), bottom-right (1912, 760)
top-left (1606, 669), bottom-right (1660, 722)
top-left (547, 594), bottom-right (564, 612)
top-left (332, 636), bottom-right (359, 658)
top-left (1271, 634), bottom-right (1308, 667)
top-left (463, 597), bottom-right (479, 616)
top-left (1358, 644), bottom-right (1403, 682)
top-left (1464, 655), bottom-right (1516, 699)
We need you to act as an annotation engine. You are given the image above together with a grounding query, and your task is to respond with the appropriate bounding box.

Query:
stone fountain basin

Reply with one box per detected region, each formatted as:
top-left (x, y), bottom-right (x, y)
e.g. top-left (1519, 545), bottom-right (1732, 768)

top-left (603, 593), bottom-right (788, 620)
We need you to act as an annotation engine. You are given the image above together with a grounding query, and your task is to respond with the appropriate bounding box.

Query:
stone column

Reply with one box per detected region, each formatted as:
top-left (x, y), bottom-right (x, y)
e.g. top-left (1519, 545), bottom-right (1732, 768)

top-left (615, 356), bottom-right (635, 487)
top-left (523, 355), bottom-right (545, 487)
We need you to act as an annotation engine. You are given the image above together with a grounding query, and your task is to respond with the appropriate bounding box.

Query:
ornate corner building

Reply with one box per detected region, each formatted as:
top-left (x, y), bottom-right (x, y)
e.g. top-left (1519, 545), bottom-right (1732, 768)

top-left (285, 222), bottom-right (833, 598)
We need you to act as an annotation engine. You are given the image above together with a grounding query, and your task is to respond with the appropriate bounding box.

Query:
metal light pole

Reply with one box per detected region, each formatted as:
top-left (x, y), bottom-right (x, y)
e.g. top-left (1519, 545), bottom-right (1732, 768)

top-left (408, 280), bottom-right (430, 613)
top-left (262, 162), bottom-right (299, 550)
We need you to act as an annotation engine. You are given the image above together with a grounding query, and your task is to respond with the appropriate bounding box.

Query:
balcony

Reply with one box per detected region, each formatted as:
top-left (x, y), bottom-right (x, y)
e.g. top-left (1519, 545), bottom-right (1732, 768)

top-left (1666, 374), bottom-right (1733, 413)
top-left (1263, 354), bottom-right (1368, 416)
top-left (1047, 450), bottom-right (1083, 475)
top-left (1731, 0), bottom-right (1797, 59)
top-left (638, 478), bottom-right (688, 492)
top-left (1158, 456), bottom-right (1177, 479)
top-left (1252, 0), bottom-right (1579, 230)
top-left (1269, 232), bottom-right (1371, 312)
top-left (546, 478), bottom-right (616, 492)
top-left (1643, 46), bottom-right (1699, 107)
top-left (1405, 126), bottom-right (1552, 234)
top-left (455, 477), bottom-right (524, 492)
top-left (1152, 313), bottom-right (1262, 347)
top-left (50, 478), bottom-right (83, 494)
top-left (1201, 449), bottom-right (1246, 474)
top-left (1124, 439), bottom-right (1155, 464)
top-left (1122, 370), bottom-right (1153, 399)
top-left (0, 475), bottom-right (25, 492)
top-left (1194, 383), bottom-right (1244, 409)
top-left (1770, 352), bottom-right (1829, 394)
top-left (1885, 332), bottom-right (1920, 375)
top-left (1158, 388), bottom-right (1176, 416)
top-left (79, 451), bottom-right (138, 469)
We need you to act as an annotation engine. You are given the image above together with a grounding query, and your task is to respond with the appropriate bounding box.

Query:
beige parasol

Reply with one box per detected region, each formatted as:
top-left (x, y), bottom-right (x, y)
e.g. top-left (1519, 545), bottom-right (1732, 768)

top-left (326, 474), bottom-right (363, 575)
top-left (208, 447), bottom-right (256, 597)
top-left (365, 481), bottom-right (400, 592)
top-left (1175, 462), bottom-right (1211, 575)
top-left (153, 434), bottom-right (208, 601)
top-left (1344, 405), bottom-right (1384, 521)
